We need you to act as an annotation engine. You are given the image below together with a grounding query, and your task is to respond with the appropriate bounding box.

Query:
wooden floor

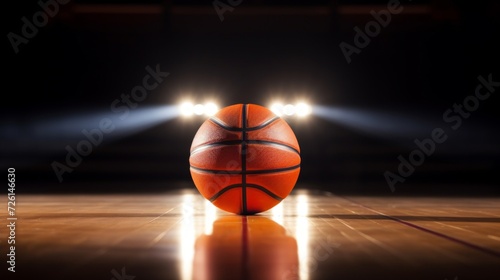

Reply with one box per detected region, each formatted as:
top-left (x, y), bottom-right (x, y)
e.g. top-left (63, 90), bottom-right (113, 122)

top-left (2, 189), bottom-right (500, 280)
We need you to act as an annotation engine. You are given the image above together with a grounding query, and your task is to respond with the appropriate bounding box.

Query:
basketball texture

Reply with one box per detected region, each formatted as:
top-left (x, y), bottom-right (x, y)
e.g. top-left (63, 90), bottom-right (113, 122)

top-left (189, 104), bottom-right (301, 214)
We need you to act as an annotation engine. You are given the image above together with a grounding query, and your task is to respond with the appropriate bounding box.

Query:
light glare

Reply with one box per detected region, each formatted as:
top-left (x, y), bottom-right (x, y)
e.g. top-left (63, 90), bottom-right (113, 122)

top-left (193, 104), bottom-right (205, 115)
top-left (179, 101), bottom-right (220, 118)
top-left (204, 103), bottom-right (219, 116)
top-left (296, 103), bottom-right (312, 117)
top-left (283, 104), bottom-right (296, 116)
top-left (179, 102), bottom-right (194, 116)
top-left (269, 101), bottom-right (312, 118)
top-left (270, 103), bottom-right (284, 116)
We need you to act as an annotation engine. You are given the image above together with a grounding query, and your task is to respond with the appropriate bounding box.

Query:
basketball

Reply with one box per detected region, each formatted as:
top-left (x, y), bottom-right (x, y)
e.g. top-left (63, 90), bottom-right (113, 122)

top-left (189, 104), bottom-right (301, 214)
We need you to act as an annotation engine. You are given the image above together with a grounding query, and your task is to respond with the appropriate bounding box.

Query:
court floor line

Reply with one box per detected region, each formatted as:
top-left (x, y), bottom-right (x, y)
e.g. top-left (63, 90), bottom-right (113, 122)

top-left (338, 195), bottom-right (500, 259)
top-left (321, 202), bottom-right (422, 264)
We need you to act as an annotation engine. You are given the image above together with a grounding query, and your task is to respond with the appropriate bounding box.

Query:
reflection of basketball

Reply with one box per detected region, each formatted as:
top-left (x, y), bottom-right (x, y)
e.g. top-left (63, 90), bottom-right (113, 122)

top-left (194, 216), bottom-right (298, 280)
top-left (190, 104), bottom-right (301, 214)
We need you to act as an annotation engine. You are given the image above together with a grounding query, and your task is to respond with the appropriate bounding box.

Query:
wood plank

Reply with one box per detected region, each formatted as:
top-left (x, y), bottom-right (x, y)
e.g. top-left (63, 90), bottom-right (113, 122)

top-left (1, 190), bottom-right (499, 280)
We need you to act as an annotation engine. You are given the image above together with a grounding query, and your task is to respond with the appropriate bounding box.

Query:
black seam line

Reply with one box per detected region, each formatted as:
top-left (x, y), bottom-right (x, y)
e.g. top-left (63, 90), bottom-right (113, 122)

top-left (190, 140), bottom-right (242, 155)
top-left (190, 164), bottom-right (301, 175)
top-left (190, 140), bottom-right (300, 156)
top-left (246, 116), bottom-right (280, 131)
top-left (241, 104), bottom-right (248, 214)
top-left (209, 117), bottom-right (242, 131)
top-left (208, 184), bottom-right (284, 202)
top-left (208, 116), bottom-right (280, 132)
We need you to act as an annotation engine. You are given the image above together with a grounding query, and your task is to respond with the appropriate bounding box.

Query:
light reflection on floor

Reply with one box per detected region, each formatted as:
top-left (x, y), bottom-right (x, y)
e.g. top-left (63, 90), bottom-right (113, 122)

top-left (179, 192), bottom-right (309, 280)
top-left (9, 191), bottom-right (500, 280)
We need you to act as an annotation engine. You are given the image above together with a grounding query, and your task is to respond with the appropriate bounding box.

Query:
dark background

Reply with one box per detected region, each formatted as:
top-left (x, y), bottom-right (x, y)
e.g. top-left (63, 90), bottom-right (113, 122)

top-left (2, 0), bottom-right (499, 195)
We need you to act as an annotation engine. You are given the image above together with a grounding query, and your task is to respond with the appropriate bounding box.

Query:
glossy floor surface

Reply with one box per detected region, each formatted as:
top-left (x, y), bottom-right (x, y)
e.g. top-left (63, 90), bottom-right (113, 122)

top-left (1, 189), bottom-right (499, 280)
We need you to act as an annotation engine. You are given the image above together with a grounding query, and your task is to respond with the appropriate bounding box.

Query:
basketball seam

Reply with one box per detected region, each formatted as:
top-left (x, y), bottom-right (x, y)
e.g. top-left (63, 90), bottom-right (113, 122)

top-left (190, 140), bottom-right (300, 156)
top-left (209, 116), bottom-right (280, 132)
top-left (190, 164), bottom-right (301, 175)
top-left (241, 104), bottom-right (248, 214)
top-left (247, 116), bottom-right (280, 131)
top-left (208, 183), bottom-right (284, 203)
top-left (192, 104), bottom-right (300, 214)
top-left (209, 117), bottom-right (242, 131)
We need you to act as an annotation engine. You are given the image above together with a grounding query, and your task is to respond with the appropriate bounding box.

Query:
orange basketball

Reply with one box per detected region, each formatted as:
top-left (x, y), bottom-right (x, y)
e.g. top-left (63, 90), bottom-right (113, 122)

top-left (189, 104), bottom-right (301, 214)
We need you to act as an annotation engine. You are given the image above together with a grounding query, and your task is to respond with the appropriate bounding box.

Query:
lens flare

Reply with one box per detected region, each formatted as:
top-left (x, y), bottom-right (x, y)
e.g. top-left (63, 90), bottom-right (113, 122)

top-left (204, 102), bottom-right (219, 116)
top-left (1, 105), bottom-right (180, 162)
top-left (270, 103), bottom-right (284, 116)
top-left (179, 102), bottom-right (194, 117)
top-left (313, 105), bottom-right (435, 139)
top-left (269, 101), bottom-right (311, 118)
top-left (295, 103), bottom-right (312, 117)
top-left (179, 102), bottom-right (220, 117)
top-left (283, 104), bottom-right (296, 116)
top-left (193, 104), bottom-right (205, 115)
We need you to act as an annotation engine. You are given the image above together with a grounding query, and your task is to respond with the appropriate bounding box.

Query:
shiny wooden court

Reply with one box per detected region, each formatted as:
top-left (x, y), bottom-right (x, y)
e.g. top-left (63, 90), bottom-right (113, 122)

top-left (2, 189), bottom-right (500, 280)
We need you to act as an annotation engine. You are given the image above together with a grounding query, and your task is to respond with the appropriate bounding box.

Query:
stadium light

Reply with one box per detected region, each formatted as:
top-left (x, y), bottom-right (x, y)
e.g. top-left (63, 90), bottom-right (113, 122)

top-left (269, 101), bottom-right (312, 118)
top-left (204, 102), bottom-right (219, 116)
top-left (295, 102), bottom-right (312, 117)
top-left (283, 104), bottom-right (296, 116)
top-left (178, 101), bottom-right (219, 118)
top-left (179, 102), bottom-right (194, 117)
top-left (193, 104), bottom-right (205, 115)
top-left (270, 103), bottom-right (284, 116)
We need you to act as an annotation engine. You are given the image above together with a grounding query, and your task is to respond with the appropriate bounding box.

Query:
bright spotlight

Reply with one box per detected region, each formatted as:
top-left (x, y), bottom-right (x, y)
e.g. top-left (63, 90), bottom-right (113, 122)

top-left (269, 101), bottom-right (313, 118)
top-left (283, 104), bottom-right (296, 116)
top-left (179, 101), bottom-right (220, 118)
top-left (204, 102), bottom-right (219, 116)
top-left (193, 104), bottom-right (205, 115)
top-left (296, 102), bottom-right (312, 117)
top-left (270, 103), bottom-right (284, 116)
top-left (179, 102), bottom-right (194, 117)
